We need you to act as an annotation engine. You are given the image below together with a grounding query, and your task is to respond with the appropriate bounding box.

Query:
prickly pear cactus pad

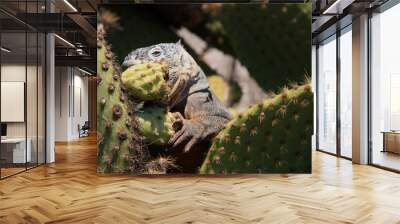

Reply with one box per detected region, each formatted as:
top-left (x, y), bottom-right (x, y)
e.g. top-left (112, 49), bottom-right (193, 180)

top-left (98, 4), bottom-right (312, 174)
top-left (207, 75), bottom-right (229, 105)
top-left (97, 24), bottom-right (150, 173)
top-left (136, 106), bottom-right (177, 145)
top-left (97, 27), bottom-right (137, 173)
top-left (97, 21), bottom-right (179, 174)
top-left (121, 62), bottom-right (169, 102)
top-left (200, 81), bottom-right (313, 174)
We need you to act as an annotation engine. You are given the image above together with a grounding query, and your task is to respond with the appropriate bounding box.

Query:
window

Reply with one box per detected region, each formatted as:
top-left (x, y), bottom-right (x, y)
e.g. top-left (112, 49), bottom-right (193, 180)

top-left (370, 2), bottom-right (400, 171)
top-left (316, 25), bottom-right (353, 158)
top-left (0, 1), bottom-right (46, 179)
top-left (317, 35), bottom-right (337, 154)
top-left (339, 26), bottom-right (352, 158)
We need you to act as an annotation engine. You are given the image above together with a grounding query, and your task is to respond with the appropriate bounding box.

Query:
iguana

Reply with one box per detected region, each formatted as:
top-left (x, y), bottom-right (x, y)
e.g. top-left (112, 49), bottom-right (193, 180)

top-left (122, 41), bottom-right (232, 156)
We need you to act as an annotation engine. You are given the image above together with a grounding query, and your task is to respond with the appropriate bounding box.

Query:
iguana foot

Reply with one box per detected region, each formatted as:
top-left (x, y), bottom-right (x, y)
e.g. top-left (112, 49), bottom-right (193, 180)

top-left (168, 112), bottom-right (204, 153)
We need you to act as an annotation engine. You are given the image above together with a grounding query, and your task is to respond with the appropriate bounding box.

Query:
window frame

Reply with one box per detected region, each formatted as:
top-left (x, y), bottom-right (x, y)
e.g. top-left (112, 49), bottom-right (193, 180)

top-left (315, 22), bottom-right (353, 160)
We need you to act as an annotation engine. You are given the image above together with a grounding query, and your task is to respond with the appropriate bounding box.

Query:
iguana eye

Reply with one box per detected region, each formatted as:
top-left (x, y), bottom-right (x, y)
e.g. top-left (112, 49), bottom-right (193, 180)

top-left (148, 47), bottom-right (164, 60)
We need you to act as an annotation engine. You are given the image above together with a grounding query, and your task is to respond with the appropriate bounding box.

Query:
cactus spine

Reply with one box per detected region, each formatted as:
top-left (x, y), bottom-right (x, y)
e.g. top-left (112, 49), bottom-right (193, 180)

top-left (97, 23), bottom-right (152, 173)
top-left (136, 106), bottom-right (177, 146)
top-left (200, 80), bottom-right (313, 174)
top-left (121, 62), bottom-right (169, 102)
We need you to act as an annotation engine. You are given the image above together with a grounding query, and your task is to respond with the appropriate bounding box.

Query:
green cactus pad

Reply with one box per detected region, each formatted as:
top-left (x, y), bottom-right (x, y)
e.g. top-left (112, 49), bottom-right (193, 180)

top-left (203, 4), bottom-right (311, 92)
top-left (207, 75), bottom-right (229, 105)
top-left (97, 23), bottom-right (151, 174)
top-left (121, 62), bottom-right (169, 101)
top-left (199, 80), bottom-right (313, 174)
top-left (97, 12), bottom-right (178, 174)
top-left (207, 75), bottom-right (242, 107)
top-left (136, 106), bottom-right (177, 145)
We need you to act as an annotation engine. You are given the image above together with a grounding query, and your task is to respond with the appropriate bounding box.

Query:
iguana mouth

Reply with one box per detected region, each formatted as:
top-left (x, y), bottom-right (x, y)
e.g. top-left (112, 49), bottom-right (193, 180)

top-left (122, 58), bottom-right (145, 68)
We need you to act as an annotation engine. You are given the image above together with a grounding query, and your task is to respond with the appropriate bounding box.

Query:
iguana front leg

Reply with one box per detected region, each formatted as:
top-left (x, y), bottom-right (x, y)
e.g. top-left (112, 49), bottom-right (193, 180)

top-left (168, 112), bottom-right (205, 153)
top-left (168, 91), bottom-right (232, 153)
top-left (166, 67), bottom-right (190, 108)
top-left (167, 75), bottom-right (188, 108)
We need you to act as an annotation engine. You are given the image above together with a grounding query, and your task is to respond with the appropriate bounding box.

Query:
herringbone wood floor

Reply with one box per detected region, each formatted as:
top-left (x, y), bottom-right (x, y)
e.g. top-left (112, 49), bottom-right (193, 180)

top-left (0, 136), bottom-right (399, 224)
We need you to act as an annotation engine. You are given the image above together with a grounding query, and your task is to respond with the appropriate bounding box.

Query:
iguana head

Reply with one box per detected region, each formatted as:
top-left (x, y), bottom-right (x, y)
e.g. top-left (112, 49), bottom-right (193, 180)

top-left (122, 40), bottom-right (195, 70)
top-left (123, 41), bottom-right (209, 105)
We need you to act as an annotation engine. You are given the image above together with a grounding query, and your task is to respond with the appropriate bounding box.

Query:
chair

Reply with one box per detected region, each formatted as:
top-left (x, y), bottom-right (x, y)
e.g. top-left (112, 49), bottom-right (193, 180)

top-left (79, 121), bottom-right (90, 138)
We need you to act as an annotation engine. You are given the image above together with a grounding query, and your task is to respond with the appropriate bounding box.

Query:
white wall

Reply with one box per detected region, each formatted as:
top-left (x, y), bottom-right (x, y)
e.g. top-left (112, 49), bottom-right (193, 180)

top-left (1, 64), bottom-right (37, 137)
top-left (1, 65), bottom-right (26, 140)
top-left (1, 65), bottom-right (26, 139)
top-left (55, 67), bottom-right (89, 141)
top-left (55, 66), bottom-right (69, 141)
top-left (1, 63), bottom-right (46, 164)
top-left (71, 73), bottom-right (89, 138)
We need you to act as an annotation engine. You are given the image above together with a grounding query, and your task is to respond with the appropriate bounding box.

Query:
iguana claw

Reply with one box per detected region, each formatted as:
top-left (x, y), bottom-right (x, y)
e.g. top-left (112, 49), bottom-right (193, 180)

top-left (168, 113), bottom-right (204, 153)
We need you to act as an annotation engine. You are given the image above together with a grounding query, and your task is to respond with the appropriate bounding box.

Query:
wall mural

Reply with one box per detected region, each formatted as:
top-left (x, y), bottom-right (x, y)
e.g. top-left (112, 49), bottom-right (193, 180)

top-left (97, 3), bottom-right (313, 174)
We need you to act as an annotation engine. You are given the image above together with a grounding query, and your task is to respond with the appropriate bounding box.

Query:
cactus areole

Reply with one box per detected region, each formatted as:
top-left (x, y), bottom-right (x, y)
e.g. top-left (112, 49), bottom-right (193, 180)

top-left (199, 81), bottom-right (313, 174)
top-left (121, 62), bottom-right (169, 102)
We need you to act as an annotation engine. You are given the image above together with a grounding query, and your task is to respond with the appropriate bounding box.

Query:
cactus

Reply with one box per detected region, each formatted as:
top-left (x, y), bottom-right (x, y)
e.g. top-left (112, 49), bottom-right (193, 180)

top-left (136, 106), bottom-right (177, 146)
top-left (121, 62), bottom-right (169, 102)
top-left (216, 4), bottom-right (311, 92)
top-left (191, 4), bottom-right (311, 92)
top-left (97, 22), bottom-right (177, 174)
top-left (97, 9), bottom-right (180, 174)
top-left (207, 75), bottom-right (242, 107)
top-left (97, 23), bottom-right (151, 173)
top-left (207, 75), bottom-right (229, 106)
top-left (145, 156), bottom-right (177, 174)
top-left (199, 80), bottom-right (313, 174)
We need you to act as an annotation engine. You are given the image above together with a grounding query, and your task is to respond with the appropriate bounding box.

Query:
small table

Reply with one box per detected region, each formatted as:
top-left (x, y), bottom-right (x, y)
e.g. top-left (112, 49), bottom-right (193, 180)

top-left (1, 138), bottom-right (32, 164)
top-left (381, 131), bottom-right (400, 154)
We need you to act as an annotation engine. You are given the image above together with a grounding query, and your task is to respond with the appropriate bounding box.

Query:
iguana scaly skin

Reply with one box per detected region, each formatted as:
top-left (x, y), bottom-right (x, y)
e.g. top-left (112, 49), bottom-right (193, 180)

top-left (122, 41), bottom-right (232, 155)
